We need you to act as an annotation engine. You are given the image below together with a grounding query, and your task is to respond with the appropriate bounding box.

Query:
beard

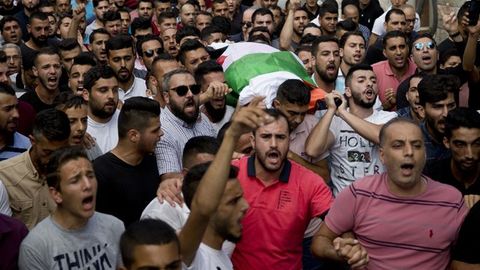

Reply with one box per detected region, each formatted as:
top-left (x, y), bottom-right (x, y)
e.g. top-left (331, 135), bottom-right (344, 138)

top-left (31, 34), bottom-right (48, 47)
top-left (170, 98), bottom-right (199, 124)
top-left (351, 90), bottom-right (375, 109)
top-left (204, 101), bottom-right (226, 123)
top-left (90, 101), bottom-right (117, 120)
top-left (315, 65), bottom-right (338, 83)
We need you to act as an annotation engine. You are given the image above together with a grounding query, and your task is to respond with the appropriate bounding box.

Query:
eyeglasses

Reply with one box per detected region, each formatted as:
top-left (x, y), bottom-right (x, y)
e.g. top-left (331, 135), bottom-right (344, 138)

top-left (413, 41), bottom-right (435, 51)
top-left (170, 84), bottom-right (201, 96)
top-left (144, 48), bottom-right (163, 58)
top-left (242, 21), bottom-right (252, 28)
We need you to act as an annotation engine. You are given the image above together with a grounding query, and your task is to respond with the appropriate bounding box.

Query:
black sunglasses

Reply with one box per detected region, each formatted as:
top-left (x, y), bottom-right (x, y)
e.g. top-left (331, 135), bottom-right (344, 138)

top-left (144, 48), bottom-right (163, 58)
top-left (170, 84), bottom-right (201, 96)
top-left (242, 21), bottom-right (252, 28)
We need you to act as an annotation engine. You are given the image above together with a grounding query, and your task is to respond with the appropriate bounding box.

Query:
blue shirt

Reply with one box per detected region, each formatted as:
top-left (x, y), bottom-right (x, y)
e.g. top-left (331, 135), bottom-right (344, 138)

top-left (421, 121), bottom-right (451, 169)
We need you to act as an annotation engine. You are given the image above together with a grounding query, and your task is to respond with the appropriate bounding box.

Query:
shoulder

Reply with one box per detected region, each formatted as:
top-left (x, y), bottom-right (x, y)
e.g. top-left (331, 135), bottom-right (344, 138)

top-left (93, 212), bottom-right (125, 232)
top-left (369, 110), bottom-right (398, 123)
top-left (425, 176), bottom-right (464, 202)
top-left (21, 217), bottom-right (54, 245)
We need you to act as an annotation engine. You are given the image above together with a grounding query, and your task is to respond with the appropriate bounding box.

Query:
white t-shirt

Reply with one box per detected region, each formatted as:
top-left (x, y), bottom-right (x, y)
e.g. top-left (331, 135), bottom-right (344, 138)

top-left (118, 76), bottom-right (147, 102)
top-left (208, 105), bottom-right (235, 135)
top-left (0, 180), bottom-right (11, 216)
top-left (185, 243), bottom-right (233, 270)
top-left (328, 110), bottom-right (397, 196)
top-left (87, 110), bottom-right (120, 154)
top-left (140, 198), bottom-right (190, 232)
top-left (371, 7), bottom-right (420, 37)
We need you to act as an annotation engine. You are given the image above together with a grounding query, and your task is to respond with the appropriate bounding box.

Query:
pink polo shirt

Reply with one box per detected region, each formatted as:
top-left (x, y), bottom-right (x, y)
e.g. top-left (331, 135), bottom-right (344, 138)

top-left (372, 58), bottom-right (417, 107)
top-left (231, 156), bottom-right (333, 270)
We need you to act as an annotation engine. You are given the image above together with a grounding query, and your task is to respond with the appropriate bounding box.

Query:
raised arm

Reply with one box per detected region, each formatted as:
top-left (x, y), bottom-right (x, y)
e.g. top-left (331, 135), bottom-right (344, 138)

top-left (463, 15), bottom-right (480, 82)
top-left (179, 98), bottom-right (273, 265)
top-left (279, 0), bottom-right (300, 51)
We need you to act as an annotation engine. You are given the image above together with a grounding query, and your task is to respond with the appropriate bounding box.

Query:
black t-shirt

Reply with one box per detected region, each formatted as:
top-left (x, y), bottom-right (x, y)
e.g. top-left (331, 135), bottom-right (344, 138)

top-left (359, 1), bottom-right (384, 31)
top-left (452, 202), bottom-right (480, 264)
top-left (0, 4), bottom-right (22, 16)
top-left (18, 90), bottom-right (56, 113)
top-left (424, 158), bottom-right (480, 195)
top-left (365, 38), bottom-right (385, 65)
top-left (94, 152), bottom-right (160, 227)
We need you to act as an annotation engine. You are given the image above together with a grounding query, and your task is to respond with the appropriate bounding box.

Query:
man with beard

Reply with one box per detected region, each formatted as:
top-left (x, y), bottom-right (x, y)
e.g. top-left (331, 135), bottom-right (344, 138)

top-left (14, 0), bottom-right (40, 42)
top-left (19, 47), bottom-right (62, 113)
top-left (0, 83), bottom-right (30, 161)
top-left (83, 65), bottom-right (120, 154)
top-left (336, 31), bottom-right (365, 93)
top-left (230, 108), bottom-right (333, 270)
top-left (85, 0), bottom-right (109, 39)
top-left (155, 69), bottom-right (216, 181)
top-left (18, 146), bottom-right (125, 269)
top-left (20, 12), bottom-right (50, 68)
top-left (94, 97), bottom-right (162, 226)
top-left (424, 107), bottom-right (480, 209)
top-left (279, 0), bottom-right (308, 52)
top-left (195, 61), bottom-right (234, 134)
top-left (305, 64), bottom-right (397, 196)
top-left (0, 0), bottom-right (22, 15)
top-left (0, 108), bottom-right (70, 229)
top-left (372, 30), bottom-right (416, 111)
top-left (312, 36), bottom-right (340, 94)
top-left (0, 17), bottom-right (23, 45)
top-left (107, 34), bottom-right (147, 102)
top-left (417, 74), bottom-right (458, 168)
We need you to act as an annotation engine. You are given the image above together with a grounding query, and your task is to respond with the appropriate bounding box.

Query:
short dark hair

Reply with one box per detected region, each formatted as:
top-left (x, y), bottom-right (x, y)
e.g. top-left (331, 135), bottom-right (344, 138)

top-left (312, 35), bottom-right (339, 57)
top-left (444, 107), bottom-right (480, 139)
top-left (411, 32), bottom-right (436, 46)
top-left (0, 82), bottom-right (15, 96)
top-left (382, 30), bottom-right (408, 49)
top-left (106, 34), bottom-right (134, 56)
top-left (385, 8), bottom-right (405, 22)
top-left (299, 34), bottom-right (318, 46)
top-left (29, 11), bottom-right (49, 24)
top-left (253, 108), bottom-right (289, 134)
top-left (182, 162), bottom-right (238, 208)
top-left (295, 44), bottom-right (312, 55)
top-left (70, 52), bottom-right (97, 73)
top-left (339, 31), bottom-right (365, 48)
top-left (136, 34), bottom-right (163, 57)
top-left (93, 0), bottom-right (109, 8)
top-left (157, 11), bottom-right (176, 24)
top-left (0, 50), bottom-right (6, 64)
top-left (194, 60), bottom-right (223, 85)
top-left (33, 47), bottom-right (60, 67)
top-left (276, 79), bottom-right (311, 106)
top-left (118, 97), bottom-right (160, 138)
top-left (55, 92), bottom-right (87, 111)
top-left (182, 135), bottom-right (219, 166)
top-left (252, 8), bottom-right (273, 24)
top-left (440, 48), bottom-right (461, 66)
top-left (178, 39), bottom-right (206, 65)
top-left (319, 0), bottom-right (338, 17)
top-left (46, 146), bottom-right (89, 190)
top-left (201, 25), bottom-right (223, 41)
top-left (0, 16), bottom-right (20, 33)
top-left (418, 74), bottom-right (459, 106)
top-left (89, 28), bottom-right (110, 44)
top-left (102, 10), bottom-right (121, 23)
top-left (175, 25), bottom-right (201, 44)
top-left (32, 108), bottom-right (71, 142)
top-left (131, 17), bottom-right (152, 36)
top-left (379, 117), bottom-right (420, 146)
top-left (336, 18), bottom-right (357, 32)
top-left (211, 16), bottom-right (231, 35)
top-left (345, 63), bottom-right (373, 87)
top-left (84, 65), bottom-right (117, 92)
top-left (58, 38), bottom-right (81, 53)
top-left (120, 219), bottom-right (179, 269)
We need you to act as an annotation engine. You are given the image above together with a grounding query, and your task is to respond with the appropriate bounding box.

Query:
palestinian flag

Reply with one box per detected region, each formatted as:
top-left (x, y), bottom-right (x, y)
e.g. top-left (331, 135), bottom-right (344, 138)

top-left (216, 42), bottom-right (320, 108)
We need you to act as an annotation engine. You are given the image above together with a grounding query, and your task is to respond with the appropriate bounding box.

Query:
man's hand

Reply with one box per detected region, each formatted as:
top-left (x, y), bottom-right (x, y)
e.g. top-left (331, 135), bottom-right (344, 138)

top-left (82, 132), bottom-right (96, 149)
top-left (226, 96), bottom-right (274, 139)
top-left (333, 237), bottom-right (369, 269)
top-left (464, 194), bottom-right (480, 209)
top-left (287, 0), bottom-right (301, 11)
top-left (73, 3), bottom-right (86, 21)
top-left (385, 88), bottom-right (396, 107)
top-left (204, 81), bottom-right (231, 101)
top-left (157, 177), bottom-right (184, 206)
top-left (440, 4), bottom-right (459, 34)
top-left (466, 13), bottom-right (480, 35)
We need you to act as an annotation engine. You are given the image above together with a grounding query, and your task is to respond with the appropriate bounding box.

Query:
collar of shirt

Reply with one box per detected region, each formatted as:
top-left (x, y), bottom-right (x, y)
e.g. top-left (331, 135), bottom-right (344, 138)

top-left (24, 150), bottom-right (42, 182)
top-left (164, 106), bottom-right (202, 129)
top-left (246, 155), bottom-right (292, 183)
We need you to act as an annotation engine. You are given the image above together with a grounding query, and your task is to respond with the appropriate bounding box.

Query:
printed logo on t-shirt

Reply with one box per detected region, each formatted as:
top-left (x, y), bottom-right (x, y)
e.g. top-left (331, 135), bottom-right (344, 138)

top-left (277, 190), bottom-right (292, 210)
top-left (53, 243), bottom-right (113, 269)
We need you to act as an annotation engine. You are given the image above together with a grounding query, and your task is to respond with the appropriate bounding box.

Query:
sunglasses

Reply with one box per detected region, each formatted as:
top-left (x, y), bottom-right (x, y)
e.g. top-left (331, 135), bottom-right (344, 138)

top-left (144, 48), bottom-right (163, 58)
top-left (413, 41), bottom-right (435, 51)
top-left (170, 84), bottom-right (201, 96)
top-left (242, 21), bottom-right (252, 28)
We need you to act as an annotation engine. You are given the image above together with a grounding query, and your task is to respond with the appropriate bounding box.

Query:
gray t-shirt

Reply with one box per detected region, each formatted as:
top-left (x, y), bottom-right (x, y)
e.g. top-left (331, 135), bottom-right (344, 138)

top-left (18, 212), bottom-right (125, 270)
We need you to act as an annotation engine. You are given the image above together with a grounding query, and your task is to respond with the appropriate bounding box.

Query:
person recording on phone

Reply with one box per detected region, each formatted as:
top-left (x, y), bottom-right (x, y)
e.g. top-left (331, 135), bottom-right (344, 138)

top-left (305, 64), bottom-right (397, 196)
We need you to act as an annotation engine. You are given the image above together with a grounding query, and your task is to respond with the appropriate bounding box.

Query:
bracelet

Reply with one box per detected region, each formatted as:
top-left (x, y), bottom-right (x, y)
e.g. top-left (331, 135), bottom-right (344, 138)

top-left (449, 32), bottom-right (461, 38)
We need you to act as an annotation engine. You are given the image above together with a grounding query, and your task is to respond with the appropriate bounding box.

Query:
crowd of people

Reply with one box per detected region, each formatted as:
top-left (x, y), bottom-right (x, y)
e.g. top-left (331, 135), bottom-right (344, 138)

top-left (0, 0), bottom-right (479, 268)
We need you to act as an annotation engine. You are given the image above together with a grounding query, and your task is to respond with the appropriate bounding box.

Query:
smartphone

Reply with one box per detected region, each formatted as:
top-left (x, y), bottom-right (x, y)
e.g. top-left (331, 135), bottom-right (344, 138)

top-left (469, 0), bottom-right (480, 26)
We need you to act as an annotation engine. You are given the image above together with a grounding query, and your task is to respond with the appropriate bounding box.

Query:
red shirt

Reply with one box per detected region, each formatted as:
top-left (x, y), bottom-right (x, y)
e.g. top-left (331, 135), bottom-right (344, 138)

top-left (231, 156), bottom-right (333, 270)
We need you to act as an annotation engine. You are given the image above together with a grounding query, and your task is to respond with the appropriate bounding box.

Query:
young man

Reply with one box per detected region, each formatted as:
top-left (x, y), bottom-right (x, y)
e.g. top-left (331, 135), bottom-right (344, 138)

top-left (417, 74), bottom-right (458, 167)
top-left (279, 0), bottom-right (309, 52)
top-left (88, 28), bottom-right (110, 64)
top-left (149, 53), bottom-right (181, 107)
top-left (372, 30), bottom-right (416, 111)
top-left (178, 1), bottom-right (196, 28)
top-left (0, 109), bottom-right (70, 229)
top-left (425, 107), bottom-right (480, 208)
top-left (18, 146), bottom-right (125, 269)
top-left (317, 1), bottom-right (338, 37)
top-left (68, 52), bottom-right (97, 96)
top-left (336, 31), bottom-right (366, 93)
top-left (311, 36), bottom-right (341, 93)
top-left (305, 64), bottom-right (397, 195)
top-left (136, 34), bottom-right (163, 72)
top-left (19, 47), bottom-right (62, 113)
top-left (20, 12), bottom-right (50, 66)
top-left (83, 65), bottom-right (120, 154)
top-left (85, 0), bottom-right (109, 38)
top-left (396, 74), bottom-right (425, 123)
top-left (94, 97), bottom-right (162, 226)
top-left (0, 17), bottom-right (23, 45)
top-left (106, 34), bottom-right (147, 101)
top-left (311, 118), bottom-right (466, 269)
